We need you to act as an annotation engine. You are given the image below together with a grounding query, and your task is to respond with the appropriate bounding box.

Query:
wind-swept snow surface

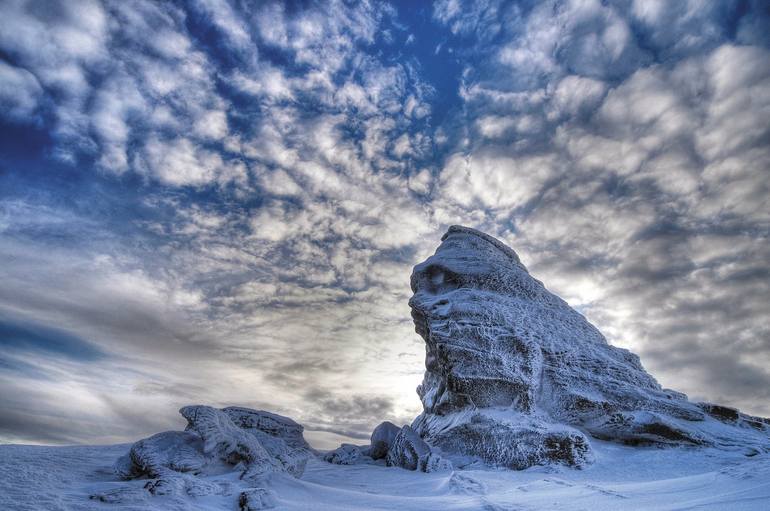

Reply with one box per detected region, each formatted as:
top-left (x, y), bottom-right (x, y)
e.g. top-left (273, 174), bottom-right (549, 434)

top-left (1, 441), bottom-right (770, 510)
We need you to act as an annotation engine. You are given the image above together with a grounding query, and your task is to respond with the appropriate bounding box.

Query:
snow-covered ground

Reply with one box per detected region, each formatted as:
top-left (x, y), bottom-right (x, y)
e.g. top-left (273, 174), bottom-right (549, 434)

top-left (2, 440), bottom-right (769, 510)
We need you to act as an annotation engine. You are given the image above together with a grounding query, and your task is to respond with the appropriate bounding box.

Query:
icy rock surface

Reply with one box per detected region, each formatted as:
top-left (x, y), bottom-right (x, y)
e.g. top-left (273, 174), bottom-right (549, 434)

top-left (114, 430), bottom-right (207, 479)
top-left (408, 225), bottom-right (770, 469)
top-left (223, 406), bottom-right (311, 450)
top-left (322, 444), bottom-right (370, 465)
top-left (370, 421), bottom-right (401, 460)
top-left (102, 405), bottom-right (311, 504)
top-left (181, 405), bottom-right (309, 478)
top-left (238, 487), bottom-right (277, 510)
top-left (386, 425), bottom-right (452, 472)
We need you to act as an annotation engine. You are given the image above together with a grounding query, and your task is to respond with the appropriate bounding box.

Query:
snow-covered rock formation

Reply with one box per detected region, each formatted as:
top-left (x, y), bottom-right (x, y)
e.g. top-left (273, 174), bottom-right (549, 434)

top-left (98, 405), bottom-right (311, 505)
top-left (385, 425), bottom-right (452, 472)
top-left (369, 421), bottom-right (401, 460)
top-left (399, 225), bottom-right (770, 470)
top-left (322, 444), bottom-right (369, 465)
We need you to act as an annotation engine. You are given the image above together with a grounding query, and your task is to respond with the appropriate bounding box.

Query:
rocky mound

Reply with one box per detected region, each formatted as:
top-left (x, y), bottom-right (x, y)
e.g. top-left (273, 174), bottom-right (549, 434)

top-left (393, 225), bottom-right (769, 470)
top-left (98, 405), bottom-right (311, 506)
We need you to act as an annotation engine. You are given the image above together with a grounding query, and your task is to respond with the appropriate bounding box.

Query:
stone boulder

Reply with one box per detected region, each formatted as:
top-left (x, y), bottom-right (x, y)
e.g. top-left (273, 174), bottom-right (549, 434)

top-left (223, 406), bottom-right (311, 450)
top-left (113, 430), bottom-right (207, 479)
top-left (385, 425), bottom-right (452, 472)
top-left (323, 443), bottom-right (369, 465)
top-left (369, 421), bottom-right (401, 460)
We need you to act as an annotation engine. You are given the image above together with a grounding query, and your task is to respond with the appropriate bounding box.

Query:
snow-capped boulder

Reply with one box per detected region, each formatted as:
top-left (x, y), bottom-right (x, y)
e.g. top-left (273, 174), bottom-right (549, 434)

top-left (114, 430), bottom-right (207, 479)
top-left (408, 225), bottom-right (770, 469)
top-left (369, 421), bottom-right (401, 460)
top-left (180, 405), bottom-right (280, 480)
top-left (323, 443), bottom-right (369, 465)
top-left (386, 425), bottom-right (452, 472)
top-left (180, 405), bottom-right (310, 480)
top-left (238, 488), bottom-right (277, 510)
top-left (223, 406), bottom-right (311, 450)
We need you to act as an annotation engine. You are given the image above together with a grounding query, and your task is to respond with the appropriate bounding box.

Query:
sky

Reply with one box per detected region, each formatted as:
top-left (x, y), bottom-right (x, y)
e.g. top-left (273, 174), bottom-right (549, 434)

top-left (0, 0), bottom-right (768, 449)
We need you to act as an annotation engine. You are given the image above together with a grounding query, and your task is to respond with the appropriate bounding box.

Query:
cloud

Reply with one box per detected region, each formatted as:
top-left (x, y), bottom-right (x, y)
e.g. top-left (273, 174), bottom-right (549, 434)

top-left (301, 388), bottom-right (398, 438)
top-left (438, 150), bottom-right (556, 212)
top-left (0, 0), bottom-right (438, 446)
top-left (0, 0), bottom-right (768, 447)
top-left (138, 136), bottom-right (246, 187)
top-left (0, 318), bottom-right (105, 362)
top-left (0, 61), bottom-right (44, 122)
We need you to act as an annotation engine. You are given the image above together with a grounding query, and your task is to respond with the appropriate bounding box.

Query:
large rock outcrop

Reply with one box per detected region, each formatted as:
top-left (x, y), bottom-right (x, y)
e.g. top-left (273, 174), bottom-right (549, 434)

top-left (405, 225), bottom-right (769, 469)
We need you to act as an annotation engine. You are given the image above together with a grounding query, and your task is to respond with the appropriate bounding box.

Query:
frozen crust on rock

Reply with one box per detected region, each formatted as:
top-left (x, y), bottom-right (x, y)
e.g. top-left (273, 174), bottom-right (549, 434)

top-left (406, 225), bottom-right (770, 469)
top-left (102, 405), bottom-right (311, 504)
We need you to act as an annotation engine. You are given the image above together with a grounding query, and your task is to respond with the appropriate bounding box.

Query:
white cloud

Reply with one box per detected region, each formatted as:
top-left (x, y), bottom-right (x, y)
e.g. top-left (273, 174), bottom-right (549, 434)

top-left (549, 75), bottom-right (606, 119)
top-left (408, 169), bottom-right (433, 195)
top-left (696, 45), bottom-right (770, 161)
top-left (476, 115), bottom-right (515, 138)
top-left (259, 169), bottom-right (303, 197)
top-left (391, 133), bottom-right (412, 157)
top-left (194, 110), bottom-right (229, 140)
top-left (191, 0), bottom-right (254, 52)
top-left (0, 0), bottom-right (107, 94)
top-left (139, 137), bottom-right (246, 187)
top-left (0, 61), bottom-right (43, 121)
top-left (148, 29), bottom-right (193, 59)
top-left (438, 151), bottom-right (555, 211)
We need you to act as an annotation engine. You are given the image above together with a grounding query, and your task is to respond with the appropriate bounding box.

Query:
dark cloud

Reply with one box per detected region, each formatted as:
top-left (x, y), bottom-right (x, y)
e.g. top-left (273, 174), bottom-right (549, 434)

top-left (0, 318), bottom-right (105, 361)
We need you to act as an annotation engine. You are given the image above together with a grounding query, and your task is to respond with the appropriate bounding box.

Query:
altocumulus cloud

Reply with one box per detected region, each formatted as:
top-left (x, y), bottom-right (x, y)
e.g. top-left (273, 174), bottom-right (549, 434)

top-left (0, 0), bottom-right (768, 448)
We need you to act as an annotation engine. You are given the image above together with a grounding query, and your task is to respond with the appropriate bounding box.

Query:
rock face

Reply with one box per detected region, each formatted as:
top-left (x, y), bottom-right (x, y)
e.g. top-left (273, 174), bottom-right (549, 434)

top-left (407, 225), bottom-right (770, 469)
top-left (108, 405), bottom-right (311, 502)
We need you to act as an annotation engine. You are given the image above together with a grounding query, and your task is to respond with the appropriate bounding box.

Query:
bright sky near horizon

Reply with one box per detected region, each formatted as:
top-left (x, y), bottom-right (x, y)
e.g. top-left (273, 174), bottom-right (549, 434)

top-left (0, 0), bottom-right (768, 449)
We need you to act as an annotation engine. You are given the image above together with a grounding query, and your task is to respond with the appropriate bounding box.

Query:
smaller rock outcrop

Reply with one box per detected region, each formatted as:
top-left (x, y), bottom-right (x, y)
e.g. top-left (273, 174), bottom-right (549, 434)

top-left (385, 425), bottom-right (452, 472)
top-left (238, 488), bottom-right (277, 510)
top-left (369, 421), bottom-right (400, 460)
top-left (113, 430), bottom-right (207, 479)
top-left (323, 444), bottom-right (370, 465)
top-left (181, 405), bottom-right (309, 478)
top-left (102, 405), bottom-right (311, 505)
